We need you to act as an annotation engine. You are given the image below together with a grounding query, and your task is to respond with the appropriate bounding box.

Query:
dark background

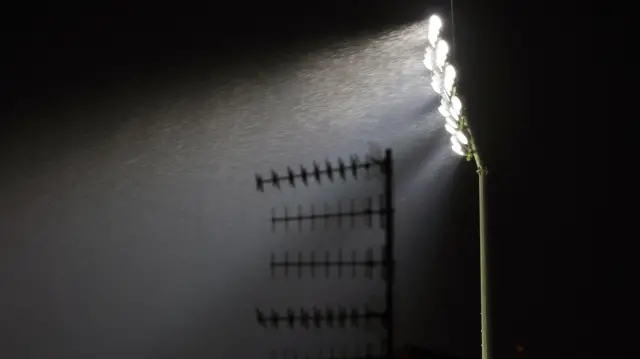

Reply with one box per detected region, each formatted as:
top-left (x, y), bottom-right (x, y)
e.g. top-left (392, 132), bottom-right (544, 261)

top-left (1, 1), bottom-right (593, 358)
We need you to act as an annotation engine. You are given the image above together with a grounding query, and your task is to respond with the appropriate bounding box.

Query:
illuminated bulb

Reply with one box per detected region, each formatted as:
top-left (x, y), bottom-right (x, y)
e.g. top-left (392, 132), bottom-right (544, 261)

top-left (452, 142), bottom-right (465, 156)
top-left (445, 116), bottom-right (458, 128)
top-left (451, 136), bottom-right (465, 156)
top-left (443, 65), bottom-right (456, 94)
top-left (435, 40), bottom-right (449, 68)
top-left (428, 15), bottom-right (443, 34)
top-left (423, 48), bottom-right (434, 71)
top-left (451, 96), bottom-right (462, 116)
top-left (427, 15), bottom-right (443, 47)
top-left (445, 123), bottom-right (457, 135)
top-left (449, 108), bottom-right (460, 122)
top-left (438, 97), bottom-right (455, 118)
top-left (438, 104), bottom-right (449, 118)
top-left (431, 74), bottom-right (443, 95)
top-left (455, 131), bottom-right (469, 145)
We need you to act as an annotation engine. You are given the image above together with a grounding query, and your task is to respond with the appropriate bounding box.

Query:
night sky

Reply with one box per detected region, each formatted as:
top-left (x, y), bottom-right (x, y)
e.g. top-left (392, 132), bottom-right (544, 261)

top-left (1, 1), bottom-right (593, 358)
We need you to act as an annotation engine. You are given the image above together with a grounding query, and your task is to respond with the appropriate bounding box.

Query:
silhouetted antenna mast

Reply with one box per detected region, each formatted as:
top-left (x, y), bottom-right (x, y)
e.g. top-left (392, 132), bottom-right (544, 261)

top-left (269, 246), bottom-right (389, 279)
top-left (253, 149), bottom-right (395, 359)
top-left (269, 196), bottom-right (388, 232)
top-left (255, 155), bottom-right (380, 192)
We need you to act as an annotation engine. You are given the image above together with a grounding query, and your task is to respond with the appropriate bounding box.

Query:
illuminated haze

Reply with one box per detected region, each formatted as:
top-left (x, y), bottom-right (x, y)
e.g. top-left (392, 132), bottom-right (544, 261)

top-left (0, 21), bottom-right (478, 358)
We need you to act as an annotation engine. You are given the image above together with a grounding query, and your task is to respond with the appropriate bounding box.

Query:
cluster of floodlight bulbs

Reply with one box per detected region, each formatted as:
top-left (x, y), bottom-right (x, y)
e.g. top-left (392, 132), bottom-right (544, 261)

top-left (423, 14), bottom-right (469, 157)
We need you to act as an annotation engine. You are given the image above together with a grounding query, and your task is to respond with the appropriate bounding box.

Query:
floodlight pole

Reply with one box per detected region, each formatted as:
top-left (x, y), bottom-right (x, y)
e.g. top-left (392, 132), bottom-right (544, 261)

top-left (469, 130), bottom-right (490, 359)
top-left (424, 12), bottom-right (490, 357)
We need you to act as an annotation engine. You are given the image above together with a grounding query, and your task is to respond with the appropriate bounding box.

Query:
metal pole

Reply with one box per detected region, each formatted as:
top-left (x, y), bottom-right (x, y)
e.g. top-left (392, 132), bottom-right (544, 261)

top-left (383, 149), bottom-right (395, 359)
top-left (468, 122), bottom-right (489, 359)
top-left (477, 164), bottom-right (489, 359)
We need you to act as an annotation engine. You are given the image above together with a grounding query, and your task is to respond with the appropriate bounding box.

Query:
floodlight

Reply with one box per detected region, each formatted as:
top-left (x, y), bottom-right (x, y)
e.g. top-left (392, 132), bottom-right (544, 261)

top-left (428, 15), bottom-right (443, 33)
top-left (455, 131), bottom-right (469, 145)
top-left (421, 12), bottom-right (491, 359)
top-left (438, 103), bottom-right (449, 118)
top-left (427, 15), bottom-right (443, 46)
top-left (450, 134), bottom-right (460, 147)
top-left (435, 40), bottom-right (449, 68)
top-left (451, 96), bottom-right (462, 116)
top-left (450, 136), bottom-right (465, 156)
top-left (451, 142), bottom-right (465, 156)
top-left (443, 65), bottom-right (456, 94)
top-left (439, 96), bottom-right (462, 122)
top-left (431, 73), bottom-right (443, 95)
top-left (438, 96), bottom-right (462, 121)
top-left (423, 48), bottom-right (434, 71)
top-left (445, 116), bottom-right (458, 129)
top-left (449, 108), bottom-right (460, 122)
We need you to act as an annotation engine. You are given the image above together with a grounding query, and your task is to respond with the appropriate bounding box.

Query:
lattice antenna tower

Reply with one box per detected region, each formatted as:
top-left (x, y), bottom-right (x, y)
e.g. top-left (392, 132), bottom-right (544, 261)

top-left (253, 149), bottom-right (395, 359)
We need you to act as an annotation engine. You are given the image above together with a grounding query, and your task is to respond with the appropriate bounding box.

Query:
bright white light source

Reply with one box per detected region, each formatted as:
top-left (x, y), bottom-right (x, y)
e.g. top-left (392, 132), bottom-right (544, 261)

top-left (423, 48), bottom-right (434, 71)
top-left (451, 141), bottom-right (465, 156)
top-left (443, 65), bottom-right (456, 94)
top-left (449, 110), bottom-right (459, 122)
top-left (435, 40), bottom-right (449, 68)
top-left (431, 73), bottom-right (443, 95)
top-left (455, 131), bottom-right (469, 145)
top-left (438, 97), bottom-right (450, 117)
top-left (427, 15), bottom-right (443, 47)
top-left (450, 135), bottom-right (465, 156)
top-left (423, 13), bottom-right (470, 158)
top-left (451, 96), bottom-right (462, 117)
top-left (428, 15), bottom-right (443, 34)
top-left (438, 104), bottom-right (449, 118)
top-left (445, 116), bottom-right (458, 128)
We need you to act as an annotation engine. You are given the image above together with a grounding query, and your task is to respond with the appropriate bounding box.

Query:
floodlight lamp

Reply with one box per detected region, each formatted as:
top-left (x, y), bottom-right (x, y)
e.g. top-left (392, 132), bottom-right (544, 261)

top-left (423, 48), bottom-right (434, 71)
top-left (428, 28), bottom-right (440, 48)
top-left (427, 15), bottom-right (443, 46)
top-left (451, 96), bottom-right (462, 116)
top-left (431, 74), bottom-right (443, 95)
top-left (445, 123), bottom-right (457, 135)
top-left (451, 137), bottom-right (465, 156)
top-left (428, 15), bottom-right (443, 32)
top-left (452, 143), bottom-right (465, 156)
top-left (435, 40), bottom-right (449, 68)
top-left (455, 131), bottom-right (469, 145)
top-left (443, 65), bottom-right (456, 94)
top-left (438, 104), bottom-right (449, 118)
top-left (444, 64), bottom-right (456, 82)
top-left (445, 116), bottom-right (458, 129)
top-left (449, 108), bottom-right (460, 122)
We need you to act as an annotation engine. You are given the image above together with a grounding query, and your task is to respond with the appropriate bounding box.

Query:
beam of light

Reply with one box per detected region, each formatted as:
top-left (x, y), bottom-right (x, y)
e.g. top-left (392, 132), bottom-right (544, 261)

top-left (1, 18), bottom-right (476, 359)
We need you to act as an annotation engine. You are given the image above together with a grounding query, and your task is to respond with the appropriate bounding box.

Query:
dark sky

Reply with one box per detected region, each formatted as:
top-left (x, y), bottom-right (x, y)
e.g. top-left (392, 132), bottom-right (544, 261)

top-left (1, 1), bottom-right (593, 358)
